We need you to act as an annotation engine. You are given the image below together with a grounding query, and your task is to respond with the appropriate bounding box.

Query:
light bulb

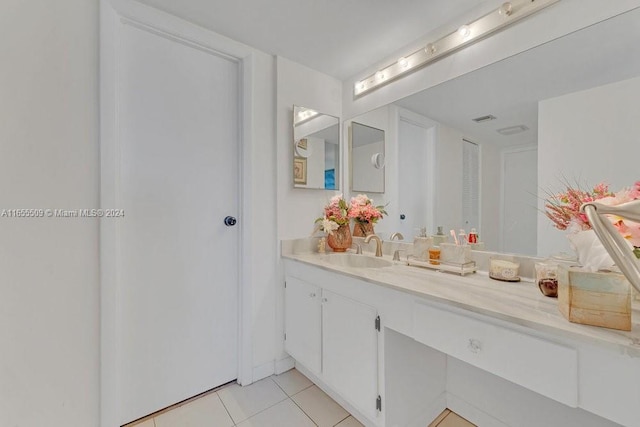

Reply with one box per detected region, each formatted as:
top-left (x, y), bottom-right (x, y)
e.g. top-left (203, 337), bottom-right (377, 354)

top-left (425, 43), bottom-right (436, 56)
top-left (398, 57), bottom-right (409, 68)
top-left (376, 71), bottom-right (386, 80)
top-left (458, 25), bottom-right (471, 38)
top-left (499, 2), bottom-right (513, 17)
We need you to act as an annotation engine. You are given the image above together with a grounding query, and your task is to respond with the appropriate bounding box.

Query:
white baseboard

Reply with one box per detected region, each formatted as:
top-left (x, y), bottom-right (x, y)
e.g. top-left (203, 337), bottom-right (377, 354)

top-left (447, 393), bottom-right (509, 427)
top-left (275, 356), bottom-right (295, 375)
top-left (252, 361), bottom-right (275, 382)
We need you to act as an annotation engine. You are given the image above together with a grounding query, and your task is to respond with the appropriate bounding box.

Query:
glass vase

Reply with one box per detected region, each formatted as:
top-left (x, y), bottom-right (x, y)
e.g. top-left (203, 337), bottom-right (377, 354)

top-left (353, 221), bottom-right (374, 237)
top-left (327, 224), bottom-right (353, 252)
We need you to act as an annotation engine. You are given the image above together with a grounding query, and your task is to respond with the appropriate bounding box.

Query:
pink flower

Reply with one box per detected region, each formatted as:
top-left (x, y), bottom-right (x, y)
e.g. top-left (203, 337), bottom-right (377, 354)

top-left (545, 179), bottom-right (640, 247)
top-left (348, 194), bottom-right (387, 224)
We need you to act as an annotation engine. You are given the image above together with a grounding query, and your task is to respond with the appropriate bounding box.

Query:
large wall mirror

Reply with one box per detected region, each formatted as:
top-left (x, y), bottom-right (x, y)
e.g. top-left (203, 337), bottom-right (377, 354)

top-left (347, 8), bottom-right (640, 257)
top-left (350, 122), bottom-right (385, 193)
top-left (293, 105), bottom-right (340, 190)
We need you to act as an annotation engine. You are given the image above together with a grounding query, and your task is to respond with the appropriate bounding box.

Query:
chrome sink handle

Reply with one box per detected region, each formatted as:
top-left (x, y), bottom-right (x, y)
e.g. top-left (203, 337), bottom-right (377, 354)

top-left (390, 232), bottom-right (404, 241)
top-left (582, 200), bottom-right (640, 293)
top-left (364, 234), bottom-right (383, 257)
top-left (351, 243), bottom-right (362, 254)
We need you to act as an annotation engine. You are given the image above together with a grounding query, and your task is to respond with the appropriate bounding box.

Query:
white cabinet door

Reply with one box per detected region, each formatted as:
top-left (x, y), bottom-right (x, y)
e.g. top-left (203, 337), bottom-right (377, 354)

top-left (285, 277), bottom-right (322, 374)
top-left (322, 290), bottom-right (379, 421)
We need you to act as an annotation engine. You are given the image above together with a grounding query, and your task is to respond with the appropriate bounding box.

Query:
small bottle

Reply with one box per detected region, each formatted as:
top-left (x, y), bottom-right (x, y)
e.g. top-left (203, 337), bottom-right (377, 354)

top-left (318, 237), bottom-right (326, 253)
top-left (468, 228), bottom-right (478, 244)
top-left (458, 229), bottom-right (467, 245)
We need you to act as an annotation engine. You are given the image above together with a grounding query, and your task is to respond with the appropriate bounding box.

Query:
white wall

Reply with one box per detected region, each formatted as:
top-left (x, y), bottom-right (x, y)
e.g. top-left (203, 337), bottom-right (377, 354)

top-left (481, 143), bottom-right (500, 251)
top-left (352, 141), bottom-right (385, 193)
top-left (537, 75), bottom-right (640, 256)
top-left (276, 57), bottom-right (343, 240)
top-left (435, 125), bottom-right (464, 234)
top-left (0, 1), bottom-right (100, 426)
top-left (275, 56), bottom-right (342, 367)
top-left (343, 0), bottom-right (640, 120)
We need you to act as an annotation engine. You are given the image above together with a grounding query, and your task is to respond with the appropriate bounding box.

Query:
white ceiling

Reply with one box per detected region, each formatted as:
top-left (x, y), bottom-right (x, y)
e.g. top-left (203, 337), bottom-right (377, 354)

top-left (395, 8), bottom-right (640, 147)
top-left (134, 0), bottom-right (486, 80)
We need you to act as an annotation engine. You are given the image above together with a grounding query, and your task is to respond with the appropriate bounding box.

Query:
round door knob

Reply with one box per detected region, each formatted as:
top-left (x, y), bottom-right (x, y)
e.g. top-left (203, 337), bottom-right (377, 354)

top-left (224, 216), bottom-right (237, 226)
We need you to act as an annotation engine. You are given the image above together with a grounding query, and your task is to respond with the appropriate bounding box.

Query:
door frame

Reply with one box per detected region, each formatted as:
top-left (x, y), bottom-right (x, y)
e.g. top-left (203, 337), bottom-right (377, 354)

top-left (100, 1), bottom-right (254, 425)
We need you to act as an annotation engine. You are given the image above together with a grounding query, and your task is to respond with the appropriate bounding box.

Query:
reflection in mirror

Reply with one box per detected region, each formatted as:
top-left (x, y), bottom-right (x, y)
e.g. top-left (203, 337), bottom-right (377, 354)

top-left (347, 8), bottom-right (640, 256)
top-left (293, 105), bottom-right (340, 190)
top-left (350, 122), bottom-right (385, 193)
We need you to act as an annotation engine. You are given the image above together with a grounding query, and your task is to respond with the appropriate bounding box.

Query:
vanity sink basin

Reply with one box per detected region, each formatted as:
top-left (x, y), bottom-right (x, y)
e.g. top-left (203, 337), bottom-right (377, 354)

top-left (323, 254), bottom-right (393, 269)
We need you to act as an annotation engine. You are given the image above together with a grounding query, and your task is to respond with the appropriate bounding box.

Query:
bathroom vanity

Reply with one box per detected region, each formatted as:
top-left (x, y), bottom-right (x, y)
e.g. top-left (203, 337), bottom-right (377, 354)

top-left (282, 241), bottom-right (640, 427)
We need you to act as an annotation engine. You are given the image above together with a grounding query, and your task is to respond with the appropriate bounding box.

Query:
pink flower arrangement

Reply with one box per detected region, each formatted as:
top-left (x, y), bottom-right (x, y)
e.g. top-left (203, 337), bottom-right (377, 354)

top-left (317, 194), bottom-right (350, 227)
top-left (545, 180), bottom-right (640, 247)
top-left (348, 194), bottom-right (387, 224)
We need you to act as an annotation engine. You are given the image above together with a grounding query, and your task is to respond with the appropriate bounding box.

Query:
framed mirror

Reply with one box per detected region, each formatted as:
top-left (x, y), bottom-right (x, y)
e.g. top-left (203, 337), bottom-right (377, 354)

top-left (292, 105), bottom-right (340, 190)
top-left (350, 122), bottom-right (385, 193)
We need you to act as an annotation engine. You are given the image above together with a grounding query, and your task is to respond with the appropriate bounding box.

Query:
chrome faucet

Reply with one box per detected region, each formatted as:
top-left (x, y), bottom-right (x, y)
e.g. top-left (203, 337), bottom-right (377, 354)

top-left (364, 234), bottom-right (383, 257)
top-left (390, 232), bottom-right (404, 241)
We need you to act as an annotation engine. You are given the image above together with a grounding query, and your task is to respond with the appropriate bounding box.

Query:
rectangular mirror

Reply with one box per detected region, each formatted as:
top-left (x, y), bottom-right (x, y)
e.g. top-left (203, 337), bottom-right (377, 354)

top-left (350, 121), bottom-right (385, 193)
top-left (293, 105), bottom-right (340, 190)
top-left (346, 8), bottom-right (640, 256)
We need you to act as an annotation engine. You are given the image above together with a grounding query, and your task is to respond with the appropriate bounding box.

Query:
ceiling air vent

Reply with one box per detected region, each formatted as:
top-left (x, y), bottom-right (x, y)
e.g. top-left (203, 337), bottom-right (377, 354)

top-left (472, 114), bottom-right (497, 123)
top-left (496, 125), bottom-right (529, 136)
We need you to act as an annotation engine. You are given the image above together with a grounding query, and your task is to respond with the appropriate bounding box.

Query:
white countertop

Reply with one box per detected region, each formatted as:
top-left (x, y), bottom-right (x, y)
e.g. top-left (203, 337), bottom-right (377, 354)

top-left (282, 247), bottom-right (640, 357)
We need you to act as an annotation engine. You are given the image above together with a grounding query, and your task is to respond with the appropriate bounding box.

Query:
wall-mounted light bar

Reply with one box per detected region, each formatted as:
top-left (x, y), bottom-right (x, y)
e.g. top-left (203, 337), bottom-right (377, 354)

top-left (294, 107), bottom-right (319, 126)
top-left (354, 0), bottom-right (560, 97)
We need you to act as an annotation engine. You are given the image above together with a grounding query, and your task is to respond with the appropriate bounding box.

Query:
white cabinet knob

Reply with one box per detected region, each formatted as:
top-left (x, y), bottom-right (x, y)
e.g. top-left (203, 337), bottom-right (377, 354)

top-left (309, 292), bottom-right (316, 297)
top-left (468, 338), bottom-right (482, 354)
top-left (322, 297), bottom-right (328, 303)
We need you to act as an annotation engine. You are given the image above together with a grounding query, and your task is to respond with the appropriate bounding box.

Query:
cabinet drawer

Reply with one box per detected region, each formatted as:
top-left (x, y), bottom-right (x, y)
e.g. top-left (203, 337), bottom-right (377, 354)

top-left (413, 302), bottom-right (577, 407)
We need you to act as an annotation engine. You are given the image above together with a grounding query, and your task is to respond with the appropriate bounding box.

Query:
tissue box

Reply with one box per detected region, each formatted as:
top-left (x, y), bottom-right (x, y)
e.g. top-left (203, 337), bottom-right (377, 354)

top-left (558, 266), bottom-right (631, 331)
top-left (440, 243), bottom-right (471, 264)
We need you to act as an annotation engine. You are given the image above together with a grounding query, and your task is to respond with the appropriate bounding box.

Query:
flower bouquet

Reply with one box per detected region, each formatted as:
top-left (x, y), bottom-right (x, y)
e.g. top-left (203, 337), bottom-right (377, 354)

top-left (315, 194), bottom-right (352, 252)
top-left (348, 194), bottom-right (387, 237)
top-left (545, 180), bottom-right (640, 270)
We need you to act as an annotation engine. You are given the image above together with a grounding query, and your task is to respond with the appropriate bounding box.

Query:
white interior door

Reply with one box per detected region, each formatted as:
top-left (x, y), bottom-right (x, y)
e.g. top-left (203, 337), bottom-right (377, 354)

top-left (398, 117), bottom-right (435, 237)
top-left (501, 147), bottom-right (538, 255)
top-left (117, 23), bottom-right (239, 424)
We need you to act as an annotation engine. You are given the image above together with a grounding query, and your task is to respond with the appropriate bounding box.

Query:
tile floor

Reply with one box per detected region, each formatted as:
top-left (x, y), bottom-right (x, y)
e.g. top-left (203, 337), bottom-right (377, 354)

top-left (127, 368), bottom-right (475, 427)
top-left (128, 368), bottom-right (362, 427)
top-left (428, 409), bottom-right (476, 427)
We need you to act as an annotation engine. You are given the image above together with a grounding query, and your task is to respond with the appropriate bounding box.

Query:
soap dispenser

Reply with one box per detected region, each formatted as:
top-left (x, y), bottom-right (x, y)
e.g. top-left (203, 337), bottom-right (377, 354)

top-left (432, 226), bottom-right (447, 246)
top-left (413, 227), bottom-right (432, 261)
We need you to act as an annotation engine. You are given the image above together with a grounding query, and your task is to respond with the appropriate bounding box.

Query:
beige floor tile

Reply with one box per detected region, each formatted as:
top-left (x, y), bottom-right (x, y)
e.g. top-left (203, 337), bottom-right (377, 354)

top-left (335, 415), bottom-right (365, 427)
top-left (291, 385), bottom-right (349, 427)
top-left (218, 377), bottom-right (288, 424)
top-left (272, 368), bottom-right (313, 396)
top-left (438, 412), bottom-right (476, 427)
top-left (428, 409), bottom-right (452, 427)
top-left (154, 392), bottom-right (233, 427)
top-left (236, 399), bottom-right (316, 427)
